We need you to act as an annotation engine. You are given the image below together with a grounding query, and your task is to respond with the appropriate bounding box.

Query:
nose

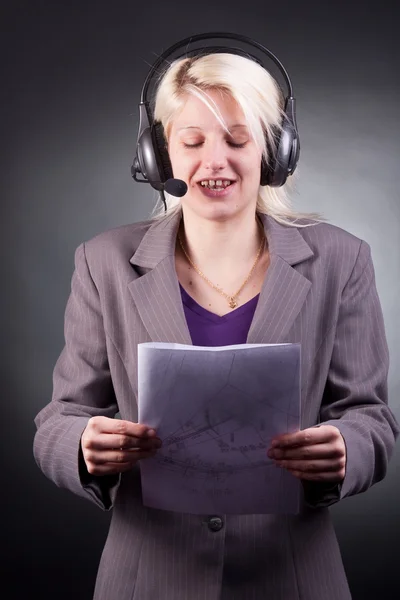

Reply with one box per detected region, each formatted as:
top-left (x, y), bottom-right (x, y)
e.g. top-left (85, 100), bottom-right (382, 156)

top-left (202, 139), bottom-right (228, 172)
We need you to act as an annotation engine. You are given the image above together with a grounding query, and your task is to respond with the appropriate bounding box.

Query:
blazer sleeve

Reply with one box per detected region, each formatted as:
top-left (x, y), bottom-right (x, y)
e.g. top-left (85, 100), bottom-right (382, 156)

top-left (33, 242), bottom-right (121, 510)
top-left (304, 240), bottom-right (399, 508)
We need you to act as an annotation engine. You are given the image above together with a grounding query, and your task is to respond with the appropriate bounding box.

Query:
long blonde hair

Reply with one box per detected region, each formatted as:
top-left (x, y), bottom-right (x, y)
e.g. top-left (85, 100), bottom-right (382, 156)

top-left (150, 52), bottom-right (322, 226)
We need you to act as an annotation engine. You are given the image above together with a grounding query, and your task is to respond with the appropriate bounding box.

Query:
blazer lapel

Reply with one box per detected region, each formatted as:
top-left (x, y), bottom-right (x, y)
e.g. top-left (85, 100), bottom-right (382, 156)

top-left (128, 210), bottom-right (314, 347)
top-left (128, 211), bottom-right (192, 345)
top-left (247, 215), bottom-right (314, 344)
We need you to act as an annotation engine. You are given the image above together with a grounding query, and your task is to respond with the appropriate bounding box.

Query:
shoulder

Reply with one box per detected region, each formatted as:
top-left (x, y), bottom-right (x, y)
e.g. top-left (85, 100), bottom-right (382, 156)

top-left (298, 219), bottom-right (365, 250)
top-left (83, 218), bottom-right (154, 256)
top-left (296, 219), bottom-right (371, 269)
top-left (71, 218), bottom-right (158, 283)
top-left (266, 216), bottom-right (374, 290)
top-left (75, 218), bottom-right (159, 275)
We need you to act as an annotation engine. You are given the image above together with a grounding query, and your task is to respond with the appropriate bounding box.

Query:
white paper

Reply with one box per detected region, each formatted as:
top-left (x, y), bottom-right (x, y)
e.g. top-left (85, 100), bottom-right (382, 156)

top-left (138, 342), bottom-right (301, 515)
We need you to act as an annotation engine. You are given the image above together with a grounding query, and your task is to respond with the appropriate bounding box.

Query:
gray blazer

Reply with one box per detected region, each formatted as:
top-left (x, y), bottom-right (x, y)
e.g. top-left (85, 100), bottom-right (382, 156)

top-left (33, 211), bottom-right (399, 600)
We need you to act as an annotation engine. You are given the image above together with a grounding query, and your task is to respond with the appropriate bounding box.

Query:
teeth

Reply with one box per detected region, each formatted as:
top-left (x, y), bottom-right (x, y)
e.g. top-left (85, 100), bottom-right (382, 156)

top-left (200, 179), bottom-right (232, 188)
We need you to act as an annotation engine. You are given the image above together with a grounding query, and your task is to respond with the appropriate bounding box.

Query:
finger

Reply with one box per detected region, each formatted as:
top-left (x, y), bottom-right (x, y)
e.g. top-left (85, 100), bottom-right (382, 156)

top-left (87, 416), bottom-right (157, 439)
top-left (107, 449), bottom-right (158, 465)
top-left (84, 446), bottom-right (161, 466)
top-left (268, 442), bottom-right (344, 461)
top-left (276, 457), bottom-right (346, 474)
top-left (271, 425), bottom-right (340, 449)
top-left (287, 469), bottom-right (344, 483)
top-left (86, 462), bottom-right (135, 476)
top-left (83, 433), bottom-right (162, 451)
top-left (85, 449), bottom-right (158, 475)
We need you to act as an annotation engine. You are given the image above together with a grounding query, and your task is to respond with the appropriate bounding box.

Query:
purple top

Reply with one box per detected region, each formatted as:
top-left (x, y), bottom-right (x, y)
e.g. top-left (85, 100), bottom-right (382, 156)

top-left (180, 284), bottom-right (259, 347)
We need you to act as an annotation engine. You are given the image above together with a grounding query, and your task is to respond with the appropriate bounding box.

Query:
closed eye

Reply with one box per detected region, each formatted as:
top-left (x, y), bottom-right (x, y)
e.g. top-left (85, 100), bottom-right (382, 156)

top-left (183, 141), bottom-right (247, 149)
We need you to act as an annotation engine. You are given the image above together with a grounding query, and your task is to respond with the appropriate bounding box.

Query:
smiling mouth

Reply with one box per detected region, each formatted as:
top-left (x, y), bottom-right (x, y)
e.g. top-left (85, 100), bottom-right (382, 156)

top-left (196, 180), bottom-right (237, 197)
top-left (198, 179), bottom-right (235, 190)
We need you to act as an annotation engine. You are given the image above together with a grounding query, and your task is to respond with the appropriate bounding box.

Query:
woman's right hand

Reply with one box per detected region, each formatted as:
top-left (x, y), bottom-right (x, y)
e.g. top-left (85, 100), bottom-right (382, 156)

top-left (81, 416), bottom-right (162, 476)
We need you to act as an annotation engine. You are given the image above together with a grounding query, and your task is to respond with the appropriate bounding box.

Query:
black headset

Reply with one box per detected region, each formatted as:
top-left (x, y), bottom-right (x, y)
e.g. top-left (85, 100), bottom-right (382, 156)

top-left (131, 32), bottom-right (300, 201)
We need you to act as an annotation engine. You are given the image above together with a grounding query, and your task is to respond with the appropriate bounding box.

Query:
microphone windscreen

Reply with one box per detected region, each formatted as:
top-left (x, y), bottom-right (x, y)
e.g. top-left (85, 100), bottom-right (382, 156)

top-left (164, 178), bottom-right (188, 197)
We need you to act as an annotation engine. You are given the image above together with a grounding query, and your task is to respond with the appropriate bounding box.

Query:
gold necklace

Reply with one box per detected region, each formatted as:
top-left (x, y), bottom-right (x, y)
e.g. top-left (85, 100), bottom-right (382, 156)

top-left (178, 223), bottom-right (265, 309)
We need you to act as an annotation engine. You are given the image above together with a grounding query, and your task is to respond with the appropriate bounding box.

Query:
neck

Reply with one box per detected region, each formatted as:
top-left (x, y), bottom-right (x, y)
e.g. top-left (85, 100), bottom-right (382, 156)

top-left (177, 208), bottom-right (265, 272)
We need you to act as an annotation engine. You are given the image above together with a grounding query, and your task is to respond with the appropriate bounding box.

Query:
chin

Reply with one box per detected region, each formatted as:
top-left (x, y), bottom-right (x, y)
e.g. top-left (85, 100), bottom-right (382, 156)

top-left (184, 196), bottom-right (250, 222)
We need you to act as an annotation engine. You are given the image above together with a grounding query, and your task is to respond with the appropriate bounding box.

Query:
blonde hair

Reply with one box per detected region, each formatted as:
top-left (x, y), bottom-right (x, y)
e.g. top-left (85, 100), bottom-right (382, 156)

top-left (150, 52), bottom-right (322, 226)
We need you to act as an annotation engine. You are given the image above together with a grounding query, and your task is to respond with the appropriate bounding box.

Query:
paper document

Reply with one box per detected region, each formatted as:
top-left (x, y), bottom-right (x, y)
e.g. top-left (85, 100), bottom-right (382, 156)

top-left (138, 342), bottom-right (301, 515)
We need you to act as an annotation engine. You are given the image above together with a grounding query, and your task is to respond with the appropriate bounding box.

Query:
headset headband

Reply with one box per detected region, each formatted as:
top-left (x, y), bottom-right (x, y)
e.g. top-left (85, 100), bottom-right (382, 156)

top-left (140, 32), bottom-right (294, 104)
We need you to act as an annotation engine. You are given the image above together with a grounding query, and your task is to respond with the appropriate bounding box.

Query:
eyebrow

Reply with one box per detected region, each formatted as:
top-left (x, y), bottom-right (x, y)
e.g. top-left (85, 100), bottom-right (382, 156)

top-left (177, 124), bottom-right (248, 132)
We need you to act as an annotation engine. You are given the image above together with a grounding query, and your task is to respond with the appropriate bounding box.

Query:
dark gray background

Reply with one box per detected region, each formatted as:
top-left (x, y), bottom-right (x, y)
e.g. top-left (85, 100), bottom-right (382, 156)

top-left (2, 1), bottom-right (399, 598)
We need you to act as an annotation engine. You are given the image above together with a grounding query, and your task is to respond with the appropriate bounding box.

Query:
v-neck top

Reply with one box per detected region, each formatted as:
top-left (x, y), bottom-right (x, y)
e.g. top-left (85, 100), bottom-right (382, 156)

top-left (180, 284), bottom-right (259, 347)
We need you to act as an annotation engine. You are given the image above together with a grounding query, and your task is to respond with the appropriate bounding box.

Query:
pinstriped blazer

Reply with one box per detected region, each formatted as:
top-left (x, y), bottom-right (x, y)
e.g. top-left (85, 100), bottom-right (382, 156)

top-left (33, 210), bottom-right (399, 600)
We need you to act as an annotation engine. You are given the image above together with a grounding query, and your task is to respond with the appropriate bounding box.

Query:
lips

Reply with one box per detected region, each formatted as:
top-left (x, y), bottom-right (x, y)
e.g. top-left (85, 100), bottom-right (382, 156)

top-left (196, 180), bottom-right (237, 198)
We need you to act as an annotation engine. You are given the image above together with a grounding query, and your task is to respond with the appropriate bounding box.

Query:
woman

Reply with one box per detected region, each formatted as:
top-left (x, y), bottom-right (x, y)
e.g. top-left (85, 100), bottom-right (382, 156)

top-left (33, 45), bottom-right (398, 600)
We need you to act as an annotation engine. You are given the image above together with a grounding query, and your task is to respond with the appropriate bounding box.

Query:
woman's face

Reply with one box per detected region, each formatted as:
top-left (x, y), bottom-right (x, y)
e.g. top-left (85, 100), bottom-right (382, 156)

top-left (167, 90), bottom-right (263, 222)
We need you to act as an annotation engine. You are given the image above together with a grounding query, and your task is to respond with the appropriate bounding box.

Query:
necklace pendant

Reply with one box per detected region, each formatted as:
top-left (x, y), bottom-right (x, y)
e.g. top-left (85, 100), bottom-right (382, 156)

top-left (229, 298), bottom-right (238, 309)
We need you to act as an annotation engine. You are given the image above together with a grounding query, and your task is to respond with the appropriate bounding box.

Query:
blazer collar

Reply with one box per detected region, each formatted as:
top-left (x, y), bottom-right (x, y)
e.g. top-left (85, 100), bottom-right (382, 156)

top-left (130, 210), bottom-right (314, 269)
top-left (128, 210), bottom-right (315, 346)
top-left (129, 211), bottom-right (182, 270)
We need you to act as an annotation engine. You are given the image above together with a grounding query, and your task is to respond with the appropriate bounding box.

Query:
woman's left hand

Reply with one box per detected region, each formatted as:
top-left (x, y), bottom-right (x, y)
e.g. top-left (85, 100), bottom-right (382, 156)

top-left (267, 425), bottom-right (346, 482)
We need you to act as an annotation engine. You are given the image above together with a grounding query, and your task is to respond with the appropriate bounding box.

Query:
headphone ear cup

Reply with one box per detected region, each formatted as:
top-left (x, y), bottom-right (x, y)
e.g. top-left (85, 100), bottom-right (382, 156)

top-left (261, 119), bottom-right (298, 187)
top-left (135, 126), bottom-right (163, 190)
top-left (152, 122), bottom-right (174, 182)
top-left (260, 156), bottom-right (270, 187)
top-left (260, 127), bottom-right (279, 186)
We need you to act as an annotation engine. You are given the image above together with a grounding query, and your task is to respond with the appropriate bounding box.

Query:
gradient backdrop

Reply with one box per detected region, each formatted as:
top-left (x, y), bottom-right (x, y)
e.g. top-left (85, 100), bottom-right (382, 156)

top-left (2, 1), bottom-right (399, 599)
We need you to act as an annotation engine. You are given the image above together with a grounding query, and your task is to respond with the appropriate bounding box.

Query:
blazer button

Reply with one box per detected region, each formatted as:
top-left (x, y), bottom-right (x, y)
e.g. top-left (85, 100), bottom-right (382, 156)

top-left (208, 516), bottom-right (224, 532)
